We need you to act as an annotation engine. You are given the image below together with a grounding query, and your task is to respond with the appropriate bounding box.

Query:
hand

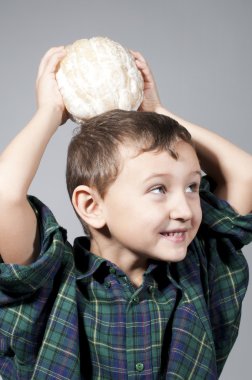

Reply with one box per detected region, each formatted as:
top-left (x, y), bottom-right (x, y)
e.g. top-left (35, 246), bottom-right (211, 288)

top-left (36, 46), bottom-right (68, 126)
top-left (131, 50), bottom-right (162, 112)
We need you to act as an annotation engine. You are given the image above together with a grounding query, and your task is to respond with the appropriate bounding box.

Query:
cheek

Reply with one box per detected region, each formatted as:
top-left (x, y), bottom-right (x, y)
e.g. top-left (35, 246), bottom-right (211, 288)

top-left (104, 196), bottom-right (138, 229)
top-left (193, 203), bottom-right (202, 229)
top-left (188, 205), bottom-right (202, 245)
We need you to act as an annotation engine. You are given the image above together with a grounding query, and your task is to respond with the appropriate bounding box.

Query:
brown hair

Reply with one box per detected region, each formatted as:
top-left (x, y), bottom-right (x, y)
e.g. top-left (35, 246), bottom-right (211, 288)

top-left (66, 109), bottom-right (193, 233)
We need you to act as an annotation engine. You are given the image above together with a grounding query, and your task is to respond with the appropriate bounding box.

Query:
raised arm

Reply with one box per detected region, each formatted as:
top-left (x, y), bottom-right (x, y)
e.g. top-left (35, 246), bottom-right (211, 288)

top-left (0, 47), bottom-right (67, 264)
top-left (133, 51), bottom-right (252, 215)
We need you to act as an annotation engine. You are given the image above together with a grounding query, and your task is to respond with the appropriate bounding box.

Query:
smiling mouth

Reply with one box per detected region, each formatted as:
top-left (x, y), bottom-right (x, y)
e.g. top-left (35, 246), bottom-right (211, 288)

top-left (160, 231), bottom-right (187, 242)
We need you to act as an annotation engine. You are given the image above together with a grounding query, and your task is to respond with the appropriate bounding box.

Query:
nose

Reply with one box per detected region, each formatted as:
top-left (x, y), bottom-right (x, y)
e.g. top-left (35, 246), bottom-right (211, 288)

top-left (168, 192), bottom-right (193, 221)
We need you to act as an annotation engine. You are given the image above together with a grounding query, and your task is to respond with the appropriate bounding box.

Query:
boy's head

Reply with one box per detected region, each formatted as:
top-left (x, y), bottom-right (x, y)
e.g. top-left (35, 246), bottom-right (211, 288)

top-left (67, 110), bottom-right (192, 225)
top-left (67, 110), bottom-right (202, 263)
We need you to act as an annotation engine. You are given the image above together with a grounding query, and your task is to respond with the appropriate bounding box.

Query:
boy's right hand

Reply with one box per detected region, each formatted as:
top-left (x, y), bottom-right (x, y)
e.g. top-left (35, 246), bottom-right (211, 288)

top-left (36, 47), bottom-right (68, 127)
top-left (0, 46), bottom-right (68, 265)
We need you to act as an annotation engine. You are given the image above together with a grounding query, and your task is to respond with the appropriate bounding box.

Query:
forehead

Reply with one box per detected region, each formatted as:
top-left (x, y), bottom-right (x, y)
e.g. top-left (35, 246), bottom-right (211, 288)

top-left (117, 140), bottom-right (200, 176)
top-left (108, 141), bottom-right (200, 191)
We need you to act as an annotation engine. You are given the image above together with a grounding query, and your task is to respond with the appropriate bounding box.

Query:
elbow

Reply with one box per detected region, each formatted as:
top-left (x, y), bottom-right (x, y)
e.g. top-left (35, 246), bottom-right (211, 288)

top-left (215, 177), bottom-right (252, 215)
top-left (229, 178), bottom-right (252, 215)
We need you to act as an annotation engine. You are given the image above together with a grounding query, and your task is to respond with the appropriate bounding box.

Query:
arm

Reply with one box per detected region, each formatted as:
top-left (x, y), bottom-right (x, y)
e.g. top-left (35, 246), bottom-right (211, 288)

top-left (0, 47), bottom-right (67, 265)
top-left (133, 51), bottom-right (252, 215)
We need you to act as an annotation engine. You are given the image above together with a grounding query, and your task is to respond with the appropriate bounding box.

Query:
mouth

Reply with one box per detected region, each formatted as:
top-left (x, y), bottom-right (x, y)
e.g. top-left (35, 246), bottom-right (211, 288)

top-left (160, 230), bottom-right (187, 243)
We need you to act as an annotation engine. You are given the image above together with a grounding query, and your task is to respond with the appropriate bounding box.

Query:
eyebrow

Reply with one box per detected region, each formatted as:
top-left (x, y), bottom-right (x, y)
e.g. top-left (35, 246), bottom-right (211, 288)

top-left (191, 170), bottom-right (202, 178)
top-left (143, 170), bottom-right (202, 183)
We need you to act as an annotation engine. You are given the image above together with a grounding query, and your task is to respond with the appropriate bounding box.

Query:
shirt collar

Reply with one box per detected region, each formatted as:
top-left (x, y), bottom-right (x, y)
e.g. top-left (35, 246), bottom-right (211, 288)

top-left (73, 236), bottom-right (177, 287)
top-left (73, 236), bottom-right (106, 280)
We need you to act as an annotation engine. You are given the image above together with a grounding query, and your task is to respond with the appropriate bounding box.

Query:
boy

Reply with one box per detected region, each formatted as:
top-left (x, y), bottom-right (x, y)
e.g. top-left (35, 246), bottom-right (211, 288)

top-left (0, 46), bottom-right (251, 379)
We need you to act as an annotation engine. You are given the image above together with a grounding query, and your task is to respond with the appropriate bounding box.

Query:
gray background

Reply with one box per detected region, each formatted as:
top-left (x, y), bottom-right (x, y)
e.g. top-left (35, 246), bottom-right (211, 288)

top-left (0, 1), bottom-right (251, 378)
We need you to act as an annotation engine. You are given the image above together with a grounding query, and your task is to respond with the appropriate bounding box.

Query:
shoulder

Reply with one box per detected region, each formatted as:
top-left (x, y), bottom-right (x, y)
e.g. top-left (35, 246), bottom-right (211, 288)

top-left (0, 196), bottom-right (74, 302)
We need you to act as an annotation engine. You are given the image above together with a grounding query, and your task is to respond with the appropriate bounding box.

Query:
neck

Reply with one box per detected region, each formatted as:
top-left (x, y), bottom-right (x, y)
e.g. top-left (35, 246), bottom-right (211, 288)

top-left (90, 234), bottom-right (148, 287)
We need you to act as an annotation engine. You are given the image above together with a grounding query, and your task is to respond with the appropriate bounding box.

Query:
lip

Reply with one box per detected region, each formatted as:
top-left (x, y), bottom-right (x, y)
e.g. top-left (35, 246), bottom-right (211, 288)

top-left (159, 229), bottom-right (188, 243)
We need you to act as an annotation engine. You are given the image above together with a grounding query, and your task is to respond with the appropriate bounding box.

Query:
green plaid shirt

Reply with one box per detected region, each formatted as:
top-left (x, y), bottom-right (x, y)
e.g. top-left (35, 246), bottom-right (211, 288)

top-left (0, 177), bottom-right (251, 379)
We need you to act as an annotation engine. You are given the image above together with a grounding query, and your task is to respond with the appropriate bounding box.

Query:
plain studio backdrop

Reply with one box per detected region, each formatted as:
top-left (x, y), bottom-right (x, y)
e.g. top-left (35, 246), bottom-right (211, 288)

top-left (0, 1), bottom-right (251, 378)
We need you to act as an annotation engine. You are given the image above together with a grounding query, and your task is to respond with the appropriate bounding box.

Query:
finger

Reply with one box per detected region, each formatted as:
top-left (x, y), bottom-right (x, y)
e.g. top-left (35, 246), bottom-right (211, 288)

top-left (37, 46), bottom-right (65, 81)
top-left (45, 49), bottom-right (66, 74)
top-left (36, 51), bottom-right (66, 92)
top-left (130, 50), bottom-right (147, 63)
top-left (130, 50), bottom-right (151, 75)
top-left (135, 58), bottom-right (147, 70)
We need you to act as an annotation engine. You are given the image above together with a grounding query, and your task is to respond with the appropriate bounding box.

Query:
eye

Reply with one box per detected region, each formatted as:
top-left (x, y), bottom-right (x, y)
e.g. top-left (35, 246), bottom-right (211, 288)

top-left (185, 182), bottom-right (200, 193)
top-left (150, 185), bottom-right (166, 194)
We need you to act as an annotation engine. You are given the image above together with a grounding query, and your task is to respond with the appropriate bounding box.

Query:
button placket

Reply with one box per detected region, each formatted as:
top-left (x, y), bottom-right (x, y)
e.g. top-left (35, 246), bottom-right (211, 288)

top-left (132, 296), bottom-right (140, 304)
top-left (109, 267), bottom-right (116, 275)
top-left (104, 281), bottom-right (111, 289)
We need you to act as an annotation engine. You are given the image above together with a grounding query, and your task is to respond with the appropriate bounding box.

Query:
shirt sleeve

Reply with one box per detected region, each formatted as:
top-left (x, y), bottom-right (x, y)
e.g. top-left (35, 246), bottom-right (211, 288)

top-left (0, 196), bottom-right (70, 305)
top-left (200, 175), bottom-right (252, 249)
top-left (197, 176), bottom-right (252, 374)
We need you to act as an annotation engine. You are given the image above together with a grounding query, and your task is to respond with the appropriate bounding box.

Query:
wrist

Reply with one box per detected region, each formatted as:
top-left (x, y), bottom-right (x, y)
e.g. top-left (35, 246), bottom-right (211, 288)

top-left (36, 105), bottom-right (63, 131)
top-left (154, 105), bottom-right (171, 117)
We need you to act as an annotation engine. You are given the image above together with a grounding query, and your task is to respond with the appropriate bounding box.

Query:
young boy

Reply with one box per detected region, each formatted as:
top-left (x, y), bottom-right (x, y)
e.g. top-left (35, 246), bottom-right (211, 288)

top-left (0, 46), bottom-right (251, 379)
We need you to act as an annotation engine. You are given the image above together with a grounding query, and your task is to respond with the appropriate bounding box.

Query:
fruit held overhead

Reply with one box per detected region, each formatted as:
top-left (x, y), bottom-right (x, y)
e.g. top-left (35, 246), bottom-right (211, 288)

top-left (56, 37), bottom-right (144, 123)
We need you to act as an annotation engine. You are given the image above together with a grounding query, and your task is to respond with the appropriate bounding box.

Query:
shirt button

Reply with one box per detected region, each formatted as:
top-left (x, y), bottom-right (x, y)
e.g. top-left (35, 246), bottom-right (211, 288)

top-left (132, 296), bottom-right (140, 304)
top-left (148, 285), bottom-right (154, 293)
top-left (105, 281), bottom-right (111, 288)
top-left (135, 362), bottom-right (144, 372)
top-left (109, 267), bottom-right (116, 275)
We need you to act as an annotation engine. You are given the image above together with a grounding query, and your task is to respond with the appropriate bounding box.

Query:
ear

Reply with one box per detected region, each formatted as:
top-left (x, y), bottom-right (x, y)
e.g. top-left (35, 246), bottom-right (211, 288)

top-left (72, 185), bottom-right (106, 229)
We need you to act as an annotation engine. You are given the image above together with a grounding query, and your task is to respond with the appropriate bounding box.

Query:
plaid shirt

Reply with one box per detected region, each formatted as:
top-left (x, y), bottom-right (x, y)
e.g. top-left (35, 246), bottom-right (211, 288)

top-left (0, 177), bottom-right (251, 379)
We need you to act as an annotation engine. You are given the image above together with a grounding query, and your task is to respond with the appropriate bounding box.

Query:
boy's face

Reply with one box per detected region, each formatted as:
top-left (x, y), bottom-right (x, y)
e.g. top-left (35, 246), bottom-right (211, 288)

top-left (99, 140), bottom-right (202, 264)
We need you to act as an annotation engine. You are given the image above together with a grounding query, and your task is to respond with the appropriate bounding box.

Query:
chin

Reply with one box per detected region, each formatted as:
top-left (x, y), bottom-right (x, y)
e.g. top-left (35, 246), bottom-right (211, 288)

top-left (165, 249), bottom-right (188, 263)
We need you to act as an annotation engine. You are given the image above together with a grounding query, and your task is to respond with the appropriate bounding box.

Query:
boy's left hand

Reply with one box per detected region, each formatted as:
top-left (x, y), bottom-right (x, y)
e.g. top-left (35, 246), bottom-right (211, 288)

top-left (36, 46), bottom-right (68, 127)
top-left (131, 50), bottom-right (162, 113)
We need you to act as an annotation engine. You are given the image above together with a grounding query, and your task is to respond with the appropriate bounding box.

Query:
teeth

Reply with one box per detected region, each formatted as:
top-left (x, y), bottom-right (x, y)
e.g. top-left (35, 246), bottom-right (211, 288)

top-left (163, 232), bottom-right (184, 236)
